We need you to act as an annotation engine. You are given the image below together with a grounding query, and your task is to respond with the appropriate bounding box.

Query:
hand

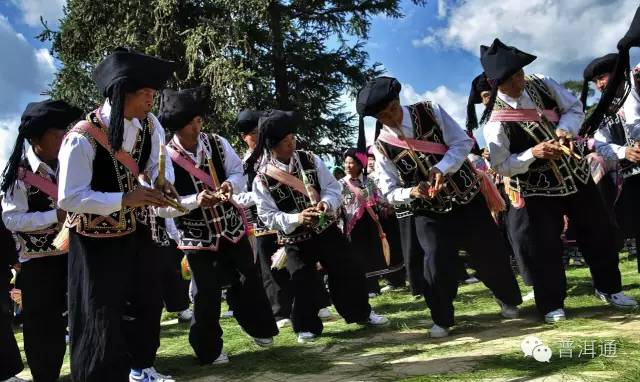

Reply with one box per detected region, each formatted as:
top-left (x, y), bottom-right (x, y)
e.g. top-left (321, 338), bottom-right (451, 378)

top-left (427, 167), bottom-right (444, 199)
top-left (316, 201), bottom-right (330, 213)
top-left (155, 179), bottom-right (179, 200)
top-left (197, 190), bottom-right (222, 208)
top-left (218, 182), bottom-right (233, 201)
top-left (297, 207), bottom-right (320, 226)
top-left (625, 146), bottom-right (640, 163)
top-left (56, 209), bottom-right (67, 223)
top-left (122, 187), bottom-right (168, 208)
top-left (532, 140), bottom-right (563, 160)
top-left (555, 128), bottom-right (573, 141)
top-left (410, 182), bottom-right (429, 199)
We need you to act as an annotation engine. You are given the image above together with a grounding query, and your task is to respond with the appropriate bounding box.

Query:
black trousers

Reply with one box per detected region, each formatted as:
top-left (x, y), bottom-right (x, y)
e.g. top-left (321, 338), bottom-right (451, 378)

top-left (380, 213), bottom-right (406, 288)
top-left (615, 175), bottom-right (640, 271)
top-left (68, 225), bottom-right (163, 382)
top-left (517, 180), bottom-right (623, 315)
top-left (397, 215), bottom-right (426, 296)
top-left (159, 241), bottom-right (190, 313)
top-left (1, 269), bottom-right (23, 380)
top-left (185, 236), bottom-right (278, 364)
top-left (506, 206), bottom-right (535, 286)
top-left (17, 255), bottom-right (67, 382)
top-left (285, 225), bottom-right (371, 335)
top-left (411, 195), bottom-right (522, 328)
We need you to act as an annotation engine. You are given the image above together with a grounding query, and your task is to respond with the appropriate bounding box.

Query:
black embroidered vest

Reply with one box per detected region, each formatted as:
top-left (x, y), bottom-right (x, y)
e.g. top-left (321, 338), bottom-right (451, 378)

top-left (244, 159), bottom-right (274, 236)
top-left (66, 111), bottom-right (152, 237)
top-left (498, 76), bottom-right (590, 197)
top-left (604, 114), bottom-right (640, 179)
top-left (13, 161), bottom-right (64, 258)
top-left (257, 150), bottom-right (333, 244)
top-left (149, 211), bottom-right (172, 247)
top-left (375, 102), bottom-right (481, 214)
top-left (170, 133), bottom-right (245, 251)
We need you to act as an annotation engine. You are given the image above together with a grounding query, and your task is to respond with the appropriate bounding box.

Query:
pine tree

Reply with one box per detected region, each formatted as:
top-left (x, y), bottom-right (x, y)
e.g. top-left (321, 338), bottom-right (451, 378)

top-left (44, 0), bottom-right (426, 155)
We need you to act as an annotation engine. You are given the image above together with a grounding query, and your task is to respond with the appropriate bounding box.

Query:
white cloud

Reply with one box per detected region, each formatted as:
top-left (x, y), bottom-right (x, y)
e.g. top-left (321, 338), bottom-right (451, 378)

top-left (12, 0), bottom-right (66, 28)
top-left (0, 118), bottom-right (21, 171)
top-left (0, 14), bottom-right (57, 169)
top-left (0, 15), bottom-right (55, 119)
top-left (437, 0), bottom-right (448, 19)
top-left (418, 0), bottom-right (639, 80)
top-left (400, 83), bottom-right (467, 128)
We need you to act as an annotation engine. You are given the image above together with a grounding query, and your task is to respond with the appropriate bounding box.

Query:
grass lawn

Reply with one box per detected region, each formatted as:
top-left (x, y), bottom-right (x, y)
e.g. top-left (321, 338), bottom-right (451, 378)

top-left (13, 256), bottom-right (640, 381)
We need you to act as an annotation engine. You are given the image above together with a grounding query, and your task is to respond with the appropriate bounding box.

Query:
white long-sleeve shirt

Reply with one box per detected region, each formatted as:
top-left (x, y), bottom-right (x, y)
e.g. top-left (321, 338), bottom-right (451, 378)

top-left (373, 103), bottom-right (473, 205)
top-left (233, 150), bottom-right (256, 208)
top-left (594, 66), bottom-right (640, 160)
top-left (2, 146), bottom-right (59, 262)
top-left (57, 100), bottom-right (174, 215)
top-left (156, 133), bottom-right (245, 218)
top-left (252, 152), bottom-right (342, 234)
top-left (483, 74), bottom-right (585, 178)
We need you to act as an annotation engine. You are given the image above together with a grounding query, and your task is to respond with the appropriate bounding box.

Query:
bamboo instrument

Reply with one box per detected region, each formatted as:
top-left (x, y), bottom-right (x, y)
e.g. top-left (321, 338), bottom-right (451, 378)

top-left (158, 144), bottom-right (189, 213)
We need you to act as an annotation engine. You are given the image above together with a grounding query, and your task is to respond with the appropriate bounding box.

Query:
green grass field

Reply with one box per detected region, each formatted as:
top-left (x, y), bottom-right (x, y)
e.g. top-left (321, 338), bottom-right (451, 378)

top-left (13, 256), bottom-right (640, 381)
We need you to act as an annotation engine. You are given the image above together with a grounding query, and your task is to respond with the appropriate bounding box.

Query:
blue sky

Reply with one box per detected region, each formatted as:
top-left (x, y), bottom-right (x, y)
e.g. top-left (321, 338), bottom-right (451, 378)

top-left (1, 0), bottom-right (639, 167)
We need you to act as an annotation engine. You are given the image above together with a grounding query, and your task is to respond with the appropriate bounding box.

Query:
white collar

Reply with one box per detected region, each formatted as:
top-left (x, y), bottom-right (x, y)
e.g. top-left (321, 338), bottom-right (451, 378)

top-left (26, 145), bottom-right (55, 176)
top-left (496, 89), bottom-right (531, 108)
top-left (100, 99), bottom-right (143, 130)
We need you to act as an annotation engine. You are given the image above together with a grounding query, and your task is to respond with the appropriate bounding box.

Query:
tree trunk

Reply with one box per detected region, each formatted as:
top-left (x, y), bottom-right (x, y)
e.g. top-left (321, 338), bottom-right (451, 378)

top-left (267, 1), bottom-right (290, 109)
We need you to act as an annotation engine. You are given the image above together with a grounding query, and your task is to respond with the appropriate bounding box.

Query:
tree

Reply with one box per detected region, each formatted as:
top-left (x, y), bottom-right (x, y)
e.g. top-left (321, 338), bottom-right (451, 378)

top-left (44, 0), bottom-right (426, 157)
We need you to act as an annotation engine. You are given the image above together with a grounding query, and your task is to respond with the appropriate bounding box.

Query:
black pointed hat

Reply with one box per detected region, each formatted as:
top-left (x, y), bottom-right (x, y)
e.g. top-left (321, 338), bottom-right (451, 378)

top-left (158, 86), bottom-right (209, 131)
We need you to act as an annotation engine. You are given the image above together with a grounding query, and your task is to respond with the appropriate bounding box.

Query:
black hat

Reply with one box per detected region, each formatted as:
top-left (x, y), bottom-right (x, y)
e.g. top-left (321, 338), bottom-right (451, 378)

top-left (466, 72), bottom-right (491, 131)
top-left (244, 110), bottom-right (299, 172)
top-left (158, 87), bottom-right (209, 132)
top-left (20, 99), bottom-right (83, 139)
top-left (480, 38), bottom-right (537, 86)
top-left (92, 47), bottom-right (174, 151)
top-left (356, 76), bottom-right (401, 153)
top-left (582, 5), bottom-right (640, 136)
top-left (93, 47), bottom-right (175, 97)
top-left (236, 109), bottom-right (264, 134)
top-left (580, 53), bottom-right (618, 110)
top-left (1, 99), bottom-right (82, 193)
top-left (258, 110), bottom-right (298, 149)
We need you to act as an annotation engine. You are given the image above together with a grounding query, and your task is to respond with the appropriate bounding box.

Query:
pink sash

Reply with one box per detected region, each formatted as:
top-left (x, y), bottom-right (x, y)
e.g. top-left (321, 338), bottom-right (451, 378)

top-left (166, 146), bottom-right (217, 190)
top-left (18, 167), bottom-right (58, 200)
top-left (489, 109), bottom-right (560, 123)
top-left (264, 164), bottom-right (321, 202)
top-left (72, 120), bottom-right (140, 177)
top-left (165, 145), bottom-right (251, 234)
top-left (377, 129), bottom-right (448, 155)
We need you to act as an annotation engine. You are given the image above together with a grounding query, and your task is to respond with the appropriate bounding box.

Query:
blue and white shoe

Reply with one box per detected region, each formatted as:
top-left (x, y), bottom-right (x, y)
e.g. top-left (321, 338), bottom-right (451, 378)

top-left (129, 367), bottom-right (175, 382)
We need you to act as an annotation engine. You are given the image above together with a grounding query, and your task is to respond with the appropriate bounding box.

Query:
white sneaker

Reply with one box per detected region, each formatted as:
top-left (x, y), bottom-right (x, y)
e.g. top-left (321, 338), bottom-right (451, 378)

top-left (368, 292), bottom-right (379, 298)
top-left (221, 310), bottom-right (234, 318)
top-left (276, 318), bottom-right (291, 328)
top-left (522, 291), bottom-right (535, 302)
top-left (596, 290), bottom-right (638, 309)
top-left (297, 331), bottom-right (317, 343)
top-left (3, 377), bottom-right (28, 382)
top-left (318, 307), bottom-right (332, 319)
top-left (178, 308), bottom-right (193, 323)
top-left (129, 367), bottom-right (175, 382)
top-left (429, 324), bottom-right (449, 338)
top-left (544, 308), bottom-right (566, 324)
top-left (253, 337), bottom-right (274, 347)
top-left (464, 276), bottom-right (480, 284)
top-left (363, 310), bottom-right (389, 326)
top-left (212, 351), bottom-right (229, 365)
top-left (497, 299), bottom-right (519, 319)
